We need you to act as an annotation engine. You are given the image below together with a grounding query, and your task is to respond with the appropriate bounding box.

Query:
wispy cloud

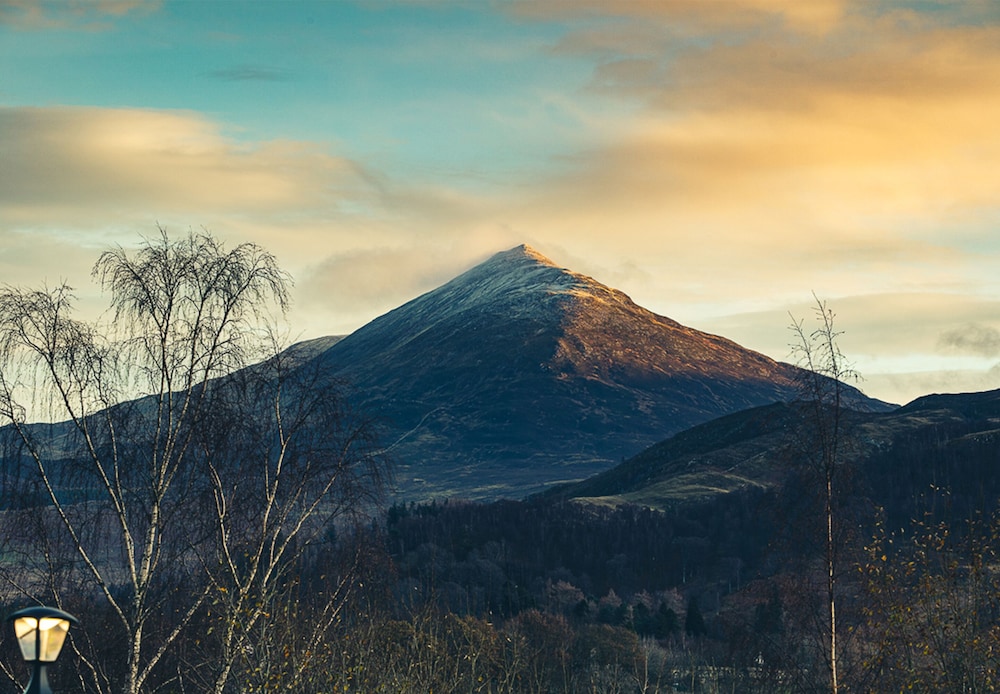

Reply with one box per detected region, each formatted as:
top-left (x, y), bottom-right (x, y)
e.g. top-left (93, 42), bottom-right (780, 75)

top-left (0, 0), bottom-right (158, 29)
top-left (513, 0), bottom-right (850, 36)
top-left (207, 65), bottom-right (292, 82)
top-left (0, 105), bottom-right (382, 326)
top-left (939, 325), bottom-right (1000, 358)
top-left (702, 294), bottom-right (1000, 405)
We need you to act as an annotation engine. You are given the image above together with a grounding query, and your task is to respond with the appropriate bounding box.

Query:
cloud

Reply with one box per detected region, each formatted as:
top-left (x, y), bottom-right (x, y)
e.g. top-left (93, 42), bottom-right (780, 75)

top-left (700, 294), bottom-right (1000, 360)
top-left (0, 0), bottom-right (157, 29)
top-left (487, 0), bottom-right (1000, 323)
top-left (541, 18), bottom-right (1000, 214)
top-left (519, 0), bottom-right (1000, 209)
top-left (299, 248), bottom-right (464, 321)
top-left (514, 0), bottom-right (850, 36)
top-left (939, 325), bottom-right (1000, 357)
top-left (207, 65), bottom-right (292, 82)
top-left (0, 106), bottom-right (397, 330)
top-left (0, 104), bottom-right (528, 336)
top-left (695, 292), bottom-right (1000, 405)
top-left (0, 106), bottom-right (369, 224)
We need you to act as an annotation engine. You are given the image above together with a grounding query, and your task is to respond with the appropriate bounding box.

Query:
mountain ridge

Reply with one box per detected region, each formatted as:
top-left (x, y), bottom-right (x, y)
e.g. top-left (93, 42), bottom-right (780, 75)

top-left (299, 245), bottom-right (890, 501)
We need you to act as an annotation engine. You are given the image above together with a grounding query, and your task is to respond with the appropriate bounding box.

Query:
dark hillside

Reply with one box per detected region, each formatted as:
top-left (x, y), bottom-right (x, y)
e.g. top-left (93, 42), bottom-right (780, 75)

top-left (384, 388), bottom-right (1000, 612)
top-left (538, 389), bottom-right (1000, 512)
top-left (381, 389), bottom-right (1000, 691)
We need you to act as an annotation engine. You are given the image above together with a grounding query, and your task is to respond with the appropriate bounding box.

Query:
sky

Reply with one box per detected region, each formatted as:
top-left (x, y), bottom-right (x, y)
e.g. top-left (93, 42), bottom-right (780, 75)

top-left (2, 0), bottom-right (1000, 405)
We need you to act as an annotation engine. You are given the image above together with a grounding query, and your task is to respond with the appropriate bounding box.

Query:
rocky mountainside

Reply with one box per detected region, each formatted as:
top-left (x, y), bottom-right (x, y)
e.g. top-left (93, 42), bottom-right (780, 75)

top-left (304, 244), bottom-right (889, 501)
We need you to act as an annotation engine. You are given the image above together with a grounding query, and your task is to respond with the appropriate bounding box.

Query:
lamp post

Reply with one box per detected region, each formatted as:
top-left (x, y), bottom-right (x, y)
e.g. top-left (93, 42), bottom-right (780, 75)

top-left (6, 606), bottom-right (77, 694)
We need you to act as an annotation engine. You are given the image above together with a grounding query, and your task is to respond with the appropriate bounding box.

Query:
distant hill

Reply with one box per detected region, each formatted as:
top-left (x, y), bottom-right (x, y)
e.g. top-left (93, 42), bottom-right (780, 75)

top-left (539, 389), bottom-right (1000, 514)
top-left (298, 244), bottom-right (891, 501)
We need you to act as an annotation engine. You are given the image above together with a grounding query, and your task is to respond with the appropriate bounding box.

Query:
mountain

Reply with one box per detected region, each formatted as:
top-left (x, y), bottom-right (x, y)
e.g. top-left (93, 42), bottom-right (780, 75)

top-left (539, 388), bottom-right (1000, 513)
top-left (303, 244), bottom-right (890, 501)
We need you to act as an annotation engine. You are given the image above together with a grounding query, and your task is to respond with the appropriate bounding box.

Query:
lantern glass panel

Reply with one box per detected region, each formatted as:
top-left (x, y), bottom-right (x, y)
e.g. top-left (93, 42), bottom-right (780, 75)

top-left (12, 616), bottom-right (70, 662)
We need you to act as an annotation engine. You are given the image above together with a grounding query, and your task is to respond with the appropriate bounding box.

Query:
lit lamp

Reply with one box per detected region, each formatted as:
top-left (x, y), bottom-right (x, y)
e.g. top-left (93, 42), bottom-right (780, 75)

top-left (6, 606), bottom-right (77, 694)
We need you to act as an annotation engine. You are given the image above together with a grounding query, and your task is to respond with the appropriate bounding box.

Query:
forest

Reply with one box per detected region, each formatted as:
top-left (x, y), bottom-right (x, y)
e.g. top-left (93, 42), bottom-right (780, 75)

top-left (374, 414), bottom-right (1000, 693)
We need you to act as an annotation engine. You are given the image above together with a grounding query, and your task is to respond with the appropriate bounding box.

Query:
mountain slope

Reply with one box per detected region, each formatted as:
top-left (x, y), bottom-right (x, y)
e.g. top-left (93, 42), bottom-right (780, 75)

top-left (306, 244), bottom-right (889, 501)
top-left (540, 389), bottom-right (1000, 511)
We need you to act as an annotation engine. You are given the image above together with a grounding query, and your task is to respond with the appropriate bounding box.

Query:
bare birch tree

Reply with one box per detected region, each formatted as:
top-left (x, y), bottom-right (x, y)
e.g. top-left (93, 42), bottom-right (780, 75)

top-left (788, 295), bottom-right (859, 694)
top-left (0, 228), bottom-right (388, 693)
top-left (187, 346), bottom-right (387, 693)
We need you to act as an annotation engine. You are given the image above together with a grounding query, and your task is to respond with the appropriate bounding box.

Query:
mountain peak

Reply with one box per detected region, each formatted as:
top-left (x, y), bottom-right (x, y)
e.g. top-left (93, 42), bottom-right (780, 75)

top-left (500, 243), bottom-right (556, 266)
top-left (422, 245), bottom-right (593, 320)
top-left (470, 244), bottom-right (570, 287)
top-left (309, 243), bottom-right (888, 500)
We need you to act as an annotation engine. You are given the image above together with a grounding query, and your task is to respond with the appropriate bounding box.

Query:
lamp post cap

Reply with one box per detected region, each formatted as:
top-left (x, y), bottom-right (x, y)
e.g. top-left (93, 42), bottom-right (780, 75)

top-left (6, 606), bottom-right (78, 625)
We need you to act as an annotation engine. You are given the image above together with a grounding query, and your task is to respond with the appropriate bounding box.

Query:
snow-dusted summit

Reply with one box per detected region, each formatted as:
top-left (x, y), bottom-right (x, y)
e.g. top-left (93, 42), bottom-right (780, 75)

top-left (334, 244), bottom-right (611, 348)
top-left (304, 245), bottom-right (883, 501)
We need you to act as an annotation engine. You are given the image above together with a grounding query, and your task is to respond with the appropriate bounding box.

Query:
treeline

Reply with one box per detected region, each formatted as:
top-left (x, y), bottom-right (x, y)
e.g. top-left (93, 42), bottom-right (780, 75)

top-left (385, 493), bottom-right (773, 617)
top-left (863, 416), bottom-right (1000, 530)
top-left (9, 498), bottom-right (994, 693)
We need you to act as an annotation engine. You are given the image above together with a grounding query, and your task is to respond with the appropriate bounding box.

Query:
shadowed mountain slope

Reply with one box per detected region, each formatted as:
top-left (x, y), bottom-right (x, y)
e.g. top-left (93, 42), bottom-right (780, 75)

top-left (303, 245), bottom-right (890, 501)
top-left (540, 389), bottom-right (1000, 512)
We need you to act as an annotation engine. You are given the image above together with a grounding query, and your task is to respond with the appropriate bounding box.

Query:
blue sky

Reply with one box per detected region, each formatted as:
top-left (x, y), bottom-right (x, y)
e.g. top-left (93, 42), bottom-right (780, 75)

top-left (3, 0), bottom-right (1000, 404)
top-left (2, 3), bottom-right (593, 176)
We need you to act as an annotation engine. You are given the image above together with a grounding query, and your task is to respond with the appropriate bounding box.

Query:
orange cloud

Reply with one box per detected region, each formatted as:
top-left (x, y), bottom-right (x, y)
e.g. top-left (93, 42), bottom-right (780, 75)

top-left (495, 3), bottom-right (1000, 302)
top-left (0, 0), bottom-right (158, 29)
top-left (515, 0), bottom-right (849, 36)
